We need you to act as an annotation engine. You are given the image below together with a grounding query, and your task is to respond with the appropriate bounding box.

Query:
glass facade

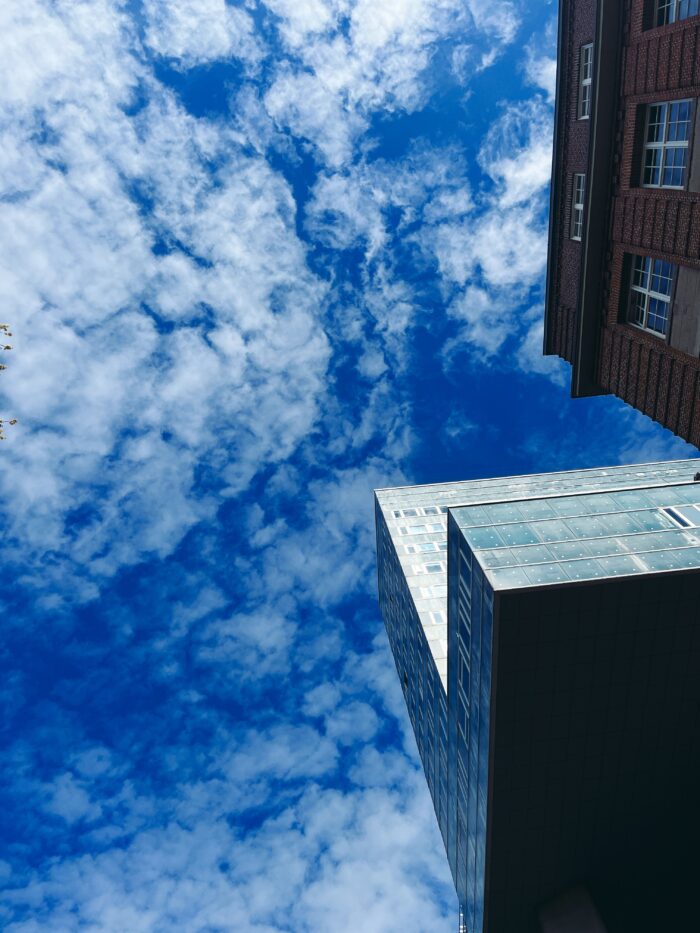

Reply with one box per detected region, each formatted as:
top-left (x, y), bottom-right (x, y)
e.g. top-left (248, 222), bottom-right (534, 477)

top-left (375, 458), bottom-right (700, 932)
top-left (452, 480), bottom-right (700, 592)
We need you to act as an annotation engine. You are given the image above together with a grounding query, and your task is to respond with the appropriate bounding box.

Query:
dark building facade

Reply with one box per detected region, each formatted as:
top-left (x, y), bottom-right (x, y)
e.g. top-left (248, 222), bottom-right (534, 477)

top-left (545, 0), bottom-right (700, 447)
top-left (376, 459), bottom-right (700, 931)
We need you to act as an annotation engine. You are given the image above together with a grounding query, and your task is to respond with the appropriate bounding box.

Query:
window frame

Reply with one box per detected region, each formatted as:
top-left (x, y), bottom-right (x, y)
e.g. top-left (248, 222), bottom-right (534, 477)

top-left (642, 99), bottom-right (692, 189)
top-left (655, 0), bottom-right (700, 26)
top-left (578, 43), bottom-right (594, 120)
top-left (570, 173), bottom-right (586, 241)
top-left (627, 254), bottom-right (677, 338)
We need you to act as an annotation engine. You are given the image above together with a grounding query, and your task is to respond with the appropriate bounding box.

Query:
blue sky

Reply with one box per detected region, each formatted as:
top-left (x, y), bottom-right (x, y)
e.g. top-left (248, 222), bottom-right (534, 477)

top-left (0, 1), bottom-right (697, 930)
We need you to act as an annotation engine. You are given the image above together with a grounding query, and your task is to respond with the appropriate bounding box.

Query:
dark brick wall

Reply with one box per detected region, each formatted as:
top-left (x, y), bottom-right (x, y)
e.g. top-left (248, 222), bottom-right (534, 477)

top-left (598, 0), bottom-right (700, 447)
top-left (547, 0), bottom-right (597, 363)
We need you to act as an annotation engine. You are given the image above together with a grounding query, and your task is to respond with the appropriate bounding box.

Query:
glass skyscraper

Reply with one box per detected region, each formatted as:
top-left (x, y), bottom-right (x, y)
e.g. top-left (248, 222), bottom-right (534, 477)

top-left (375, 459), bottom-right (700, 932)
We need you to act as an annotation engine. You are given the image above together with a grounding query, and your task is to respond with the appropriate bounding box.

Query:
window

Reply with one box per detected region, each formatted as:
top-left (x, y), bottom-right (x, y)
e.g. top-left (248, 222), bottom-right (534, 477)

top-left (643, 100), bottom-right (692, 188)
top-left (628, 255), bottom-right (676, 336)
top-left (578, 43), bottom-right (594, 119)
top-left (656, 0), bottom-right (699, 26)
top-left (571, 173), bottom-right (586, 240)
top-left (661, 505), bottom-right (700, 527)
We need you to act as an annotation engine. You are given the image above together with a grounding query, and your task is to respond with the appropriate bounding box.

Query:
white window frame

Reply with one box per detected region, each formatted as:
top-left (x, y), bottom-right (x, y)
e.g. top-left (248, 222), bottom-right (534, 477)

top-left (661, 505), bottom-right (700, 528)
top-left (571, 173), bottom-right (586, 241)
top-left (642, 99), bottom-right (692, 189)
top-left (655, 0), bottom-right (699, 26)
top-left (578, 43), bottom-right (594, 120)
top-left (628, 255), bottom-right (676, 337)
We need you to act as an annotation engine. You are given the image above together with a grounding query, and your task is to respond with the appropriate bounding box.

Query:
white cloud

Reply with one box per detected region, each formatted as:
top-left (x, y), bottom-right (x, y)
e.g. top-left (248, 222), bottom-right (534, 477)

top-left (262, 0), bottom-right (520, 164)
top-left (515, 306), bottom-right (567, 384)
top-left (0, 0), bottom-right (331, 595)
top-left (265, 69), bottom-right (368, 168)
top-left (478, 98), bottom-right (553, 207)
top-left (144, 0), bottom-right (262, 69)
top-left (523, 18), bottom-right (558, 103)
top-left (4, 777), bottom-right (455, 932)
top-left (447, 286), bottom-right (514, 356)
top-left (43, 773), bottom-right (102, 824)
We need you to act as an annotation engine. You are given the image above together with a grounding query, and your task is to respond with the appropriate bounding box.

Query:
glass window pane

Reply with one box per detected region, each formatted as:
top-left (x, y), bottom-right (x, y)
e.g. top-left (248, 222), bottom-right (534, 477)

top-left (516, 500), bottom-right (556, 520)
top-left (560, 558), bottom-right (607, 580)
top-left (484, 503), bottom-right (525, 523)
top-left (611, 489), bottom-right (655, 509)
top-left (643, 149), bottom-right (661, 186)
top-left (633, 255), bottom-right (650, 288)
top-left (489, 567), bottom-right (531, 589)
top-left (657, 0), bottom-right (674, 22)
top-left (531, 519), bottom-right (575, 543)
top-left (632, 509), bottom-right (675, 531)
top-left (467, 527), bottom-right (505, 549)
top-left (509, 545), bottom-right (554, 565)
top-left (523, 563), bottom-right (570, 585)
top-left (651, 259), bottom-right (674, 295)
top-left (458, 506), bottom-right (490, 527)
top-left (567, 515), bottom-right (608, 537)
top-left (646, 297), bottom-right (669, 334)
top-left (548, 540), bottom-right (592, 560)
top-left (662, 146), bottom-right (687, 186)
top-left (637, 548), bottom-right (700, 571)
top-left (647, 104), bottom-right (666, 143)
top-left (675, 506), bottom-right (700, 527)
top-left (585, 536), bottom-right (630, 556)
top-left (477, 548), bottom-right (515, 568)
top-left (597, 554), bottom-right (642, 576)
top-left (500, 523), bottom-right (540, 546)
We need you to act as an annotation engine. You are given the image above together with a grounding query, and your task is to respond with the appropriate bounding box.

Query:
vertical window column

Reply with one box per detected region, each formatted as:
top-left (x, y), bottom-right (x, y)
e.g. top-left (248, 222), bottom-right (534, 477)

top-left (571, 174), bottom-right (586, 241)
top-left (578, 43), bottom-right (593, 119)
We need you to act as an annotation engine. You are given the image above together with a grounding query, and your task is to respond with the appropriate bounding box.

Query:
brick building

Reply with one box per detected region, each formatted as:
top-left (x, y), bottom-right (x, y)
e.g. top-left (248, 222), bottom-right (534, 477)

top-left (544, 0), bottom-right (700, 448)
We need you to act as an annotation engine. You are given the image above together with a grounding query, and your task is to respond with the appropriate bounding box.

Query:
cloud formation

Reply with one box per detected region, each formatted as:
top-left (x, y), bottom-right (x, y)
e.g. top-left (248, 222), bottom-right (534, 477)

top-left (2, 2), bottom-right (695, 932)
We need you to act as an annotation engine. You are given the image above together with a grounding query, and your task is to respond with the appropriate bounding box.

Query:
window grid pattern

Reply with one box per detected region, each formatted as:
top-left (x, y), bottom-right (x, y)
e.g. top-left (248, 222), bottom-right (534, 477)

top-left (452, 481), bottom-right (700, 590)
top-left (643, 100), bottom-right (691, 188)
top-left (656, 0), bottom-right (699, 26)
top-left (578, 43), bottom-right (593, 119)
top-left (629, 254), bottom-right (675, 336)
top-left (449, 542), bottom-right (493, 932)
top-left (376, 507), bottom-right (450, 851)
top-left (571, 173), bottom-right (585, 240)
top-left (376, 460), bottom-right (700, 685)
top-left (376, 460), bottom-right (700, 929)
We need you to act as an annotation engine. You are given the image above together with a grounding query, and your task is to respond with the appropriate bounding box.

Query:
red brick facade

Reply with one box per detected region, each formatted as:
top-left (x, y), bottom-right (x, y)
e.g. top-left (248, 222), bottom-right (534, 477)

top-left (545, 0), bottom-right (700, 448)
top-left (547, 0), bottom-right (598, 364)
